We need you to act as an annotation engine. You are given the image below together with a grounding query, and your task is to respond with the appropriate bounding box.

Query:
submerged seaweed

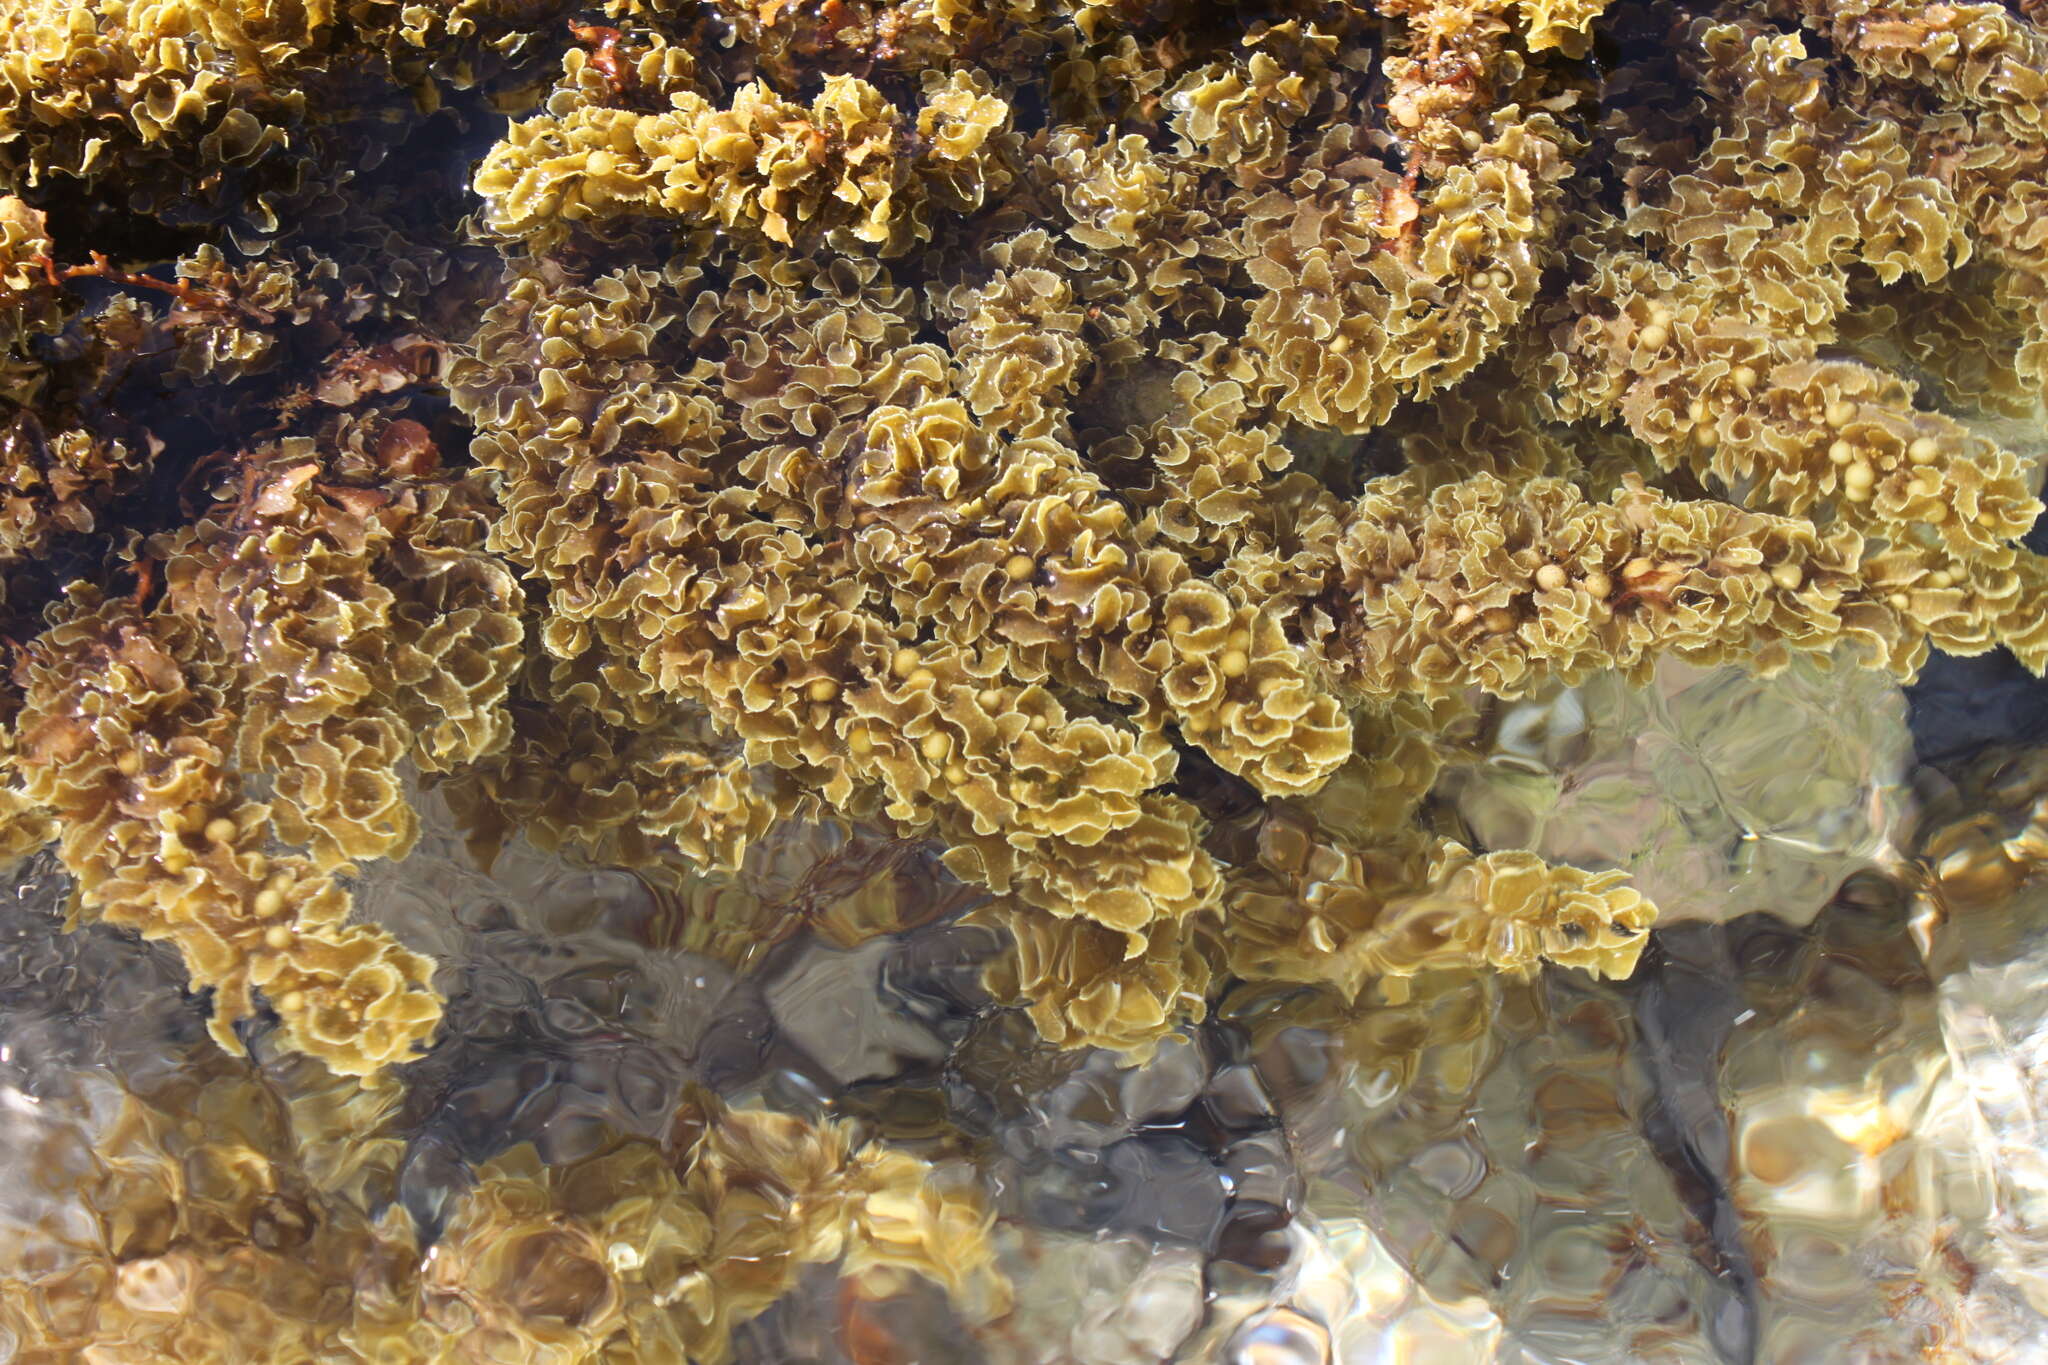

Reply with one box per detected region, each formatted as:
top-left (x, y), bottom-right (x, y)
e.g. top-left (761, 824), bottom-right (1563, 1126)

top-left (0, 0), bottom-right (2042, 1357)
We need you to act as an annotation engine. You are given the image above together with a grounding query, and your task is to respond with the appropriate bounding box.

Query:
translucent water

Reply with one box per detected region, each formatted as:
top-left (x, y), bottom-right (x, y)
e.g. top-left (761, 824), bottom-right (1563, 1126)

top-left (3, 655), bottom-right (2047, 1362)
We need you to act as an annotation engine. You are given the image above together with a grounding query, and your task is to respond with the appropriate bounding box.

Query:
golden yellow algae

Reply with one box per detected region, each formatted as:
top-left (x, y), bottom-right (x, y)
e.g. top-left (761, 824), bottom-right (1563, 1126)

top-left (1511, 16), bottom-right (2048, 680)
top-left (159, 441), bottom-right (525, 861)
top-left (0, 0), bottom-right (315, 194)
top-left (416, 1094), bottom-right (1007, 1365)
top-left (1838, 268), bottom-right (2040, 422)
top-left (0, 0), bottom-right (612, 241)
top-left (1224, 810), bottom-right (1651, 1001)
top-left (979, 896), bottom-right (1218, 1056)
top-left (0, 1047), bottom-right (418, 1363)
top-left (342, 0), bottom-right (586, 93)
top-left (690, 0), bottom-right (1055, 90)
top-left (9, 583), bottom-right (445, 1075)
top-left (0, 0), bottom-right (2044, 1077)
top-left (5, 427), bottom-right (524, 1075)
top-left (0, 1039), bottom-right (1004, 1365)
top-left (1909, 746), bottom-right (2048, 914)
top-left (1166, 43), bottom-right (1318, 188)
top-left (943, 229), bottom-right (1092, 440)
top-left (1116, 366), bottom-right (1295, 564)
top-left (431, 0), bottom-right (2048, 1054)
top-left (0, 200), bottom-right (164, 560)
top-left (437, 642), bottom-right (812, 904)
top-left (1334, 469), bottom-right (2043, 698)
top-left (1304, 695), bottom-right (1474, 843)
top-left (0, 194), bottom-right (59, 351)
top-left (1516, 0), bottom-right (1609, 56)
top-left (1, 8), bottom-right (2048, 1359)
top-left (0, 732), bottom-right (53, 859)
top-left (1236, 113), bottom-right (1563, 434)
top-left (0, 418), bottom-right (148, 564)
top-left (450, 258), bottom-right (1350, 968)
top-left (1033, 128), bottom-right (1224, 362)
top-left (475, 50), bottom-right (1015, 255)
